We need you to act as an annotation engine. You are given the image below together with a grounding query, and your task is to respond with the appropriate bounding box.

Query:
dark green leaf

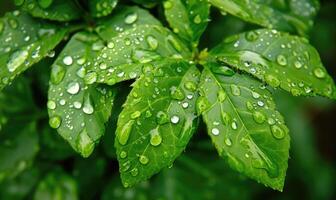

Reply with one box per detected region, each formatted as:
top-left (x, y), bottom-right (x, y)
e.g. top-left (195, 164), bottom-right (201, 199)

top-left (0, 122), bottom-right (39, 182)
top-left (209, 0), bottom-right (319, 35)
top-left (34, 171), bottom-right (78, 200)
top-left (48, 32), bottom-right (116, 157)
top-left (198, 64), bottom-right (290, 191)
top-left (14, 0), bottom-right (82, 21)
top-left (88, 0), bottom-right (118, 18)
top-left (115, 60), bottom-right (200, 187)
top-left (92, 25), bottom-right (191, 86)
top-left (210, 29), bottom-right (336, 99)
top-left (163, 0), bottom-right (210, 47)
top-left (0, 11), bottom-right (67, 91)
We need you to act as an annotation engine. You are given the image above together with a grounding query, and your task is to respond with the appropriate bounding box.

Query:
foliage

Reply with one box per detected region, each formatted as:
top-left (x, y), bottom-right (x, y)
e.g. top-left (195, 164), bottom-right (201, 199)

top-left (0, 0), bottom-right (335, 198)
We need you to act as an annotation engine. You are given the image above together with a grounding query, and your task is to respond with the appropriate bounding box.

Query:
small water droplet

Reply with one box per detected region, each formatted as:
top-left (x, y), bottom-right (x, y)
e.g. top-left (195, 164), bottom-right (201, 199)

top-left (49, 115), bottom-right (61, 129)
top-left (130, 168), bottom-right (138, 176)
top-left (47, 100), bottom-right (56, 110)
top-left (139, 155), bottom-right (149, 165)
top-left (231, 121), bottom-right (238, 130)
top-left (193, 14), bottom-right (201, 24)
top-left (313, 67), bottom-right (326, 79)
top-left (63, 56), bottom-right (73, 66)
top-left (170, 115), bottom-right (180, 124)
top-left (245, 31), bottom-right (259, 41)
top-left (271, 125), bottom-right (285, 139)
top-left (265, 74), bottom-right (280, 88)
top-left (276, 55), bottom-right (287, 66)
top-left (211, 128), bottom-right (220, 136)
top-left (294, 61), bottom-right (302, 69)
top-left (212, 65), bottom-right (235, 76)
top-left (230, 85), bottom-right (241, 96)
top-left (131, 111), bottom-right (141, 119)
top-left (82, 95), bottom-right (94, 114)
top-left (170, 87), bottom-right (185, 100)
top-left (221, 112), bottom-right (231, 125)
top-left (120, 151), bottom-right (127, 159)
top-left (253, 111), bottom-right (266, 124)
top-left (225, 138), bottom-right (232, 146)
top-left (66, 82), bottom-right (80, 95)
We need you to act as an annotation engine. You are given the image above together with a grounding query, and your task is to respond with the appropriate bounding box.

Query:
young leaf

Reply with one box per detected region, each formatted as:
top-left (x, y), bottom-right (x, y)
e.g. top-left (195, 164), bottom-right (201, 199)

top-left (163, 0), bottom-right (210, 47)
top-left (13, 0), bottom-right (82, 21)
top-left (88, 0), bottom-right (118, 18)
top-left (115, 60), bottom-right (200, 187)
top-left (92, 25), bottom-right (191, 86)
top-left (94, 6), bottom-right (161, 40)
top-left (34, 171), bottom-right (78, 200)
top-left (210, 29), bottom-right (336, 99)
top-left (209, 0), bottom-right (319, 35)
top-left (0, 122), bottom-right (39, 182)
top-left (0, 11), bottom-right (67, 91)
top-left (198, 64), bottom-right (290, 191)
top-left (48, 32), bottom-right (116, 157)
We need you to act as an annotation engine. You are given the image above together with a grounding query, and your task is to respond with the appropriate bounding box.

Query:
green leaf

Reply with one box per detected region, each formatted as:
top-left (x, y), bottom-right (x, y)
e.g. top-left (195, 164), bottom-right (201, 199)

top-left (92, 24), bottom-right (191, 86)
top-left (34, 171), bottom-right (78, 200)
top-left (0, 11), bottom-right (67, 91)
top-left (88, 0), bottom-right (118, 18)
top-left (209, 0), bottom-right (319, 35)
top-left (163, 0), bottom-right (210, 47)
top-left (0, 122), bottom-right (39, 182)
top-left (48, 32), bottom-right (116, 157)
top-left (94, 6), bottom-right (161, 40)
top-left (14, 0), bottom-right (82, 21)
top-left (210, 29), bottom-right (336, 99)
top-left (198, 64), bottom-right (290, 191)
top-left (115, 60), bottom-right (200, 187)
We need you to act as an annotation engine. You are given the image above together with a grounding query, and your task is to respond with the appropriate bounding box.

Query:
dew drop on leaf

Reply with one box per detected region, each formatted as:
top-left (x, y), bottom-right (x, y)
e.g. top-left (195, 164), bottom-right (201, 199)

top-left (193, 14), bottom-right (202, 24)
top-left (82, 95), bottom-right (94, 114)
top-left (196, 96), bottom-right (210, 114)
top-left (313, 67), bottom-right (326, 79)
top-left (212, 65), bottom-right (235, 76)
top-left (211, 128), bottom-right (220, 136)
top-left (230, 84), bottom-right (241, 96)
top-left (130, 168), bottom-right (139, 176)
top-left (146, 35), bottom-right (158, 50)
top-left (131, 111), bottom-right (141, 119)
top-left (120, 151), bottom-right (127, 159)
top-left (170, 115), bottom-right (180, 124)
top-left (49, 115), bottom-right (61, 129)
top-left (231, 121), bottom-right (238, 130)
top-left (63, 56), bottom-right (73, 66)
top-left (156, 111), bottom-right (169, 125)
top-left (139, 155), bottom-right (149, 165)
top-left (118, 120), bottom-right (134, 145)
top-left (221, 112), bottom-right (231, 125)
top-left (66, 82), bottom-right (80, 95)
top-left (47, 100), bottom-right (56, 110)
top-left (225, 138), bottom-right (232, 146)
top-left (245, 31), bottom-right (259, 41)
top-left (124, 12), bottom-right (138, 24)
top-left (170, 87), bottom-right (185, 100)
top-left (184, 81), bottom-right (197, 91)
top-left (50, 65), bottom-right (66, 85)
top-left (252, 111), bottom-right (266, 124)
top-left (271, 125), bottom-right (285, 139)
top-left (150, 128), bottom-right (162, 146)
top-left (7, 50), bottom-right (29, 72)
top-left (217, 89), bottom-right (227, 102)
top-left (265, 74), bottom-right (280, 88)
top-left (276, 54), bottom-right (287, 66)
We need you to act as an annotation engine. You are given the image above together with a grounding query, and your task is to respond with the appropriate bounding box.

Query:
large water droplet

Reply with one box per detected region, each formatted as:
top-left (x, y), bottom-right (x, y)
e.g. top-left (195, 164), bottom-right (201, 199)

top-left (150, 128), bottom-right (162, 146)
top-left (230, 85), bottom-right (241, 96)
top-left (47, 100), bottom-right (56, 110)
top-left (7, 50), bottom-right (28, 72)
top-left (49, 115), bottom-right (61, 129)
top-left (313, 67), bottom-right (326, 79)
top-left (252, 111), bottom-right (266, 124)
top-left (170, 115), bottom-right (180, 124)
top-left (118, 120), bottom-right (134, 145)
top-left (50, 65), bottom-right (66, 85)
top-left (221, 112), bottom-right (231, 125)
top-left (124, 13), bottom-right (138, 24)
top-left (265, 74), bottom-right (280, 88)
top-left (271, 125), bottom-right (285, 139)
top-left (84, 71), bottom-right (97, 85)
top-left (211, 128), bottom-right (220, 136)
top-left (146, 35), bottom-right (158, 50)
top-left (139, 155), bottom-right (149, 165)
top-left (77, 129), bottom-right (94, 157)
top-left (276, 55), bottom-right (287, 66)
top-left (82, 95), bottom-right (94, 114)
top-left (63, 56), bottom-right (73, 66)
top-left (212, 65), bottom-right (235, 76)
top-left (66, 82), bottom-right (80, 95)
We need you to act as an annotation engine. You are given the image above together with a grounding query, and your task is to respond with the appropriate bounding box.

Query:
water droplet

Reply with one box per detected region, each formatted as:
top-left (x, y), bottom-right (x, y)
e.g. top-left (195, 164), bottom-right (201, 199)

top-left (130, 168), bottom-right (138, 176)
top-left (294, 61), bottom-right (302, 69)
top-left (182, 102), bottom-right (189, 109)
top-left (163, 1), bottom-right (173, 9)
top-left (246, 101), bottom-right (253, 110)
top-left (118, 120), bottom-right (134, 145)
top-left (9, 19), bottom-right (18, 29)
top-left (167, 35), bottom-right (182, 52)
top-left (139, 155), bottom-right (149, 165)
top-left (63, 56), bottom-right (73, 66)
top-left (49, 115), bottom-right (61, 129)
top-left (82, 95), bottom-right (94, 114)
top-left (124, 12), bottom-right (138, 24)
top-left (184, 81), bottom-right (197, 91)
top-left (276, 55), bottom-right (287, 66)
top-left (225, 138), bottom-right (232, 146)
top-left (150, 128), bottom-right (162, 146)
top-left (196, 96), bottom-right (210, 114)
top-left (221, 112), bottom-right (231, 125)
top-left (120, 151), bottom-right (127, 159)
top-left (146, 35), bottom-right (158, 50)
top-left (50, 65), bottom-right (65, 85)
top-left (131, 111), bottom-right (141, 119)
top-left (47, 100), bottom-right (56, 110)
top-left (271, 125), bottom-right (285, 139)
top-left (217, 90), bottom-right (227, 102)
top-left (313, 67), bottom-right (326, 79)
top-left (211, 128), bottom-right (220, 136)
top-left (230, 85), bottom-right (241, 96)
top-left (253, 111), bottom-right (266, 124)
top-left (73, 101), bottom-right (82, 109)
top-left (170, 87), bottom-right (185, 100)
top-left (170, 115), bottom-right (179, 124)
top-left (156, 111), bottom-right (169, 125)
top-left (245, 31), bottom-right (259, 41)
top-left (66, 82), bottom-right (80, 95)
top-left (212, 65), bottom-right (235, 76)
top-left (7, 50), bottom-right (28, 72)
top-left (193, 15), bottom-right (201, 24)
top-left (77, 129), bottom-right (94, 157)
top-left (231, 121), bottom-right (238, 130)
top-left (265, 74), bottom-right (280, 88)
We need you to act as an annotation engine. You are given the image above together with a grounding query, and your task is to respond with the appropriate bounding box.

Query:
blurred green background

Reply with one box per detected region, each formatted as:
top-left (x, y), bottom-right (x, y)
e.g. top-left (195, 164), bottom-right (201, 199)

top-left (0, 0), bottom-right (335, 199)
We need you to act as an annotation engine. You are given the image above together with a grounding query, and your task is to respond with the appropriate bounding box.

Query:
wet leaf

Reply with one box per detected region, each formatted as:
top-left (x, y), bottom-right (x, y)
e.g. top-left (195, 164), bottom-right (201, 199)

top-left (88, 0), bottom-right (118, 18)
top-left (14, 0), bottom-right (82, 21)
top-left (163, 0), bottom-right (210, 47)
top-left (34, 171), bottom-right (78, 200)
top-left (48, 32), bottom-right (116, 157)
top-left (115, 60), bottom-right (200, 187)
top-left (0, 11), bottom-right (67, 91)
top-left (210, 29), bottom-right (336, 99)
top-left (198, 64), bottom-right (290, 191)
top-left (209, 0), bottom-right (319, 35)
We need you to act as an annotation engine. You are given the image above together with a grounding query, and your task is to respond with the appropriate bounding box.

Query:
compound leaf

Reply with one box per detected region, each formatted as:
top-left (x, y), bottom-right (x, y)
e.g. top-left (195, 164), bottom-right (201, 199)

top-left (92, 24), bottom-right (191, 86)
top-left (0, 11), bottom-right (67, 91)
top-left (198, 64), bottom-right (290, 191)
top-left (14, 0), bottom-right (82, 21)
top-left (163, 0), bottom-right (210, 47)
top-left (209, 0), bottom-right (319, 35)
top-left (88, 0), bottom-right (118, 18)
top-left (48, 32), bottom-right (116, 157)
top-left (34, 171), bottom-right (78, 200)
top-left (115, 60), bottom-right (200, 187)
top-left (210, 29), bottom-right (336, 99)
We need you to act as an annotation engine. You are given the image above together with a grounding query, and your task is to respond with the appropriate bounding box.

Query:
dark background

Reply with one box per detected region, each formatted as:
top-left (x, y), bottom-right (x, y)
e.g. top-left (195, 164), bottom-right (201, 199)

top-left (0, 0), bottom-right (335, 199)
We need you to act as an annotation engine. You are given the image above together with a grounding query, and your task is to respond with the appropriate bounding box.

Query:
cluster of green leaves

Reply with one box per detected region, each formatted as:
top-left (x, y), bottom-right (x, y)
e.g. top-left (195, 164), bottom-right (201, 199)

top-left (0, 0), bottom-right (335, 193)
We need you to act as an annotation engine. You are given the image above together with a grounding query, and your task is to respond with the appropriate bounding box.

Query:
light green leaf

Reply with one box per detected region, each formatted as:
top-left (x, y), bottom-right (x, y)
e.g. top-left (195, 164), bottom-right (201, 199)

top-left (48, 32), bottom-right (116, 157)
top-left (209, 0), bottom-right (319, 35)
top-left (0, 122), bottom-right (39, 182)
top-left (0, 11), bottom-right (67, 91)
top-left (88, 0), bottom-right (118, 18)
top-left (95, 6), bottom-right (161, 40)
top-left (115, 60), bottom-right (200, 187)
top-left (14, 0), bottom-right (82, 21)
top-left (163, 0), bottom-right (210, 47)
top-left (34, 171), bottom-right (78, 200)
top-left (92, 24), bottom-right (191, 86)
top-left (210, 29), bottom-right (336, 99)
top-left (198, 64), bottom-right (290, 191)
